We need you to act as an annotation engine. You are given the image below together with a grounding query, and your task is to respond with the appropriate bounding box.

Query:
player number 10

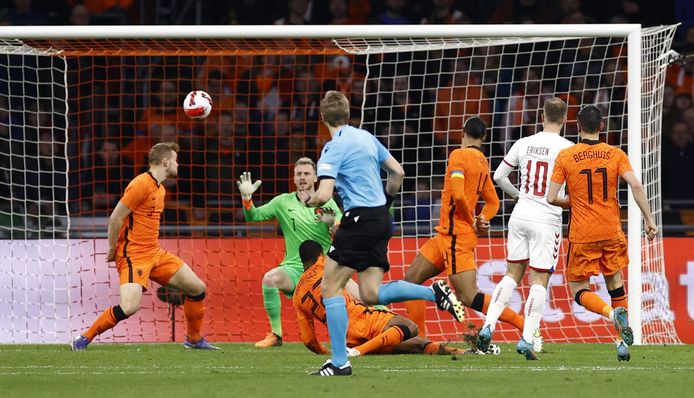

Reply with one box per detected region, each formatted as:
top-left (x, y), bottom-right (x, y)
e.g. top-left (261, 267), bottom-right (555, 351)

top-left (525, 160), bottom-right (549, 196)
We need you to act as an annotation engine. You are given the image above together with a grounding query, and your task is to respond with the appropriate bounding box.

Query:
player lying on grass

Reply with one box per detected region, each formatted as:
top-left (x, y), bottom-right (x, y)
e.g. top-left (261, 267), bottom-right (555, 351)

top-left (294, 240), bottom-right (466, 356)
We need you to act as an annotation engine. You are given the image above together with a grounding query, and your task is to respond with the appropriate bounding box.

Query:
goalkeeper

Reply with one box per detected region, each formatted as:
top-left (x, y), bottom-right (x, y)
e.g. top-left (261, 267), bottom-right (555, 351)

top-left (237, 157), bottom-right (342, 348)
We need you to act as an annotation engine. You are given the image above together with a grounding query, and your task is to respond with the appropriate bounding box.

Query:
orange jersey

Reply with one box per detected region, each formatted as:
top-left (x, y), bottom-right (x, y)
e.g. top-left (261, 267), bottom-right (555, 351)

top-left (435, 147), bottom-right (499, 236)
top-left (293, 257), bottom-right (392, 353)
top-left (115, 172), bottom-right (166, 256)
top-left (551, 140), bottom-right (633, 243)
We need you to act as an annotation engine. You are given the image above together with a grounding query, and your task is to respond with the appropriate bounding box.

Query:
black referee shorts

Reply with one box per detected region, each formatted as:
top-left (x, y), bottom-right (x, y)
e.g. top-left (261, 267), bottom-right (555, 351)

top-left (328, 206), bottom-right (393, 272)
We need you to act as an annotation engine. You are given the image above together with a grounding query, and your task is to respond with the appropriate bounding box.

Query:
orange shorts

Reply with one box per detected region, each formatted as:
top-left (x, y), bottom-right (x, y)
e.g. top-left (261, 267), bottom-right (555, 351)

top-left (346, 309), bottom-right (395, 348)
top-left (419, 231), bottom-right (477, 275)
top-left (566, 235), bottom-right (628, 282)
top-left (116, 248), bottom-right (185, 290)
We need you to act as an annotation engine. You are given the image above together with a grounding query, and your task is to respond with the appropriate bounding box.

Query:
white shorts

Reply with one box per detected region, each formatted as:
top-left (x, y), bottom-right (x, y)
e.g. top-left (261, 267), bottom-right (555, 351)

top-left (506, 217), bottom-right (562, 272)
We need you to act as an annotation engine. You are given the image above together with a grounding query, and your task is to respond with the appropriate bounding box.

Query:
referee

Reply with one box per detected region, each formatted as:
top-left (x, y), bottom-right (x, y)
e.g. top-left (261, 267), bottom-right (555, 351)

top-left (301, 91), bottom-right (463, 376)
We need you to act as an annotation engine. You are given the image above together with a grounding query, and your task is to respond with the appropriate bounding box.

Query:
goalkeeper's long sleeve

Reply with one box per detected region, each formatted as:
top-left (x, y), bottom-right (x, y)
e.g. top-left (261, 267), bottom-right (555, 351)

top-left (242, 195), bottom-right (280, 222)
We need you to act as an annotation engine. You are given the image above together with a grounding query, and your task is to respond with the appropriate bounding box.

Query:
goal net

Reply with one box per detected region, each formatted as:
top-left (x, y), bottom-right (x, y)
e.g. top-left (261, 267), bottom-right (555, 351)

top-left (0, 25), bottom-right (680, 345)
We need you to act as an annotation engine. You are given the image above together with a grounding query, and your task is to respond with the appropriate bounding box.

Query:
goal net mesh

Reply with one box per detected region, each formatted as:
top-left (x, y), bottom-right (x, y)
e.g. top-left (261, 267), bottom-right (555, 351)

top-left (0, 25), bottom-right (680, 344)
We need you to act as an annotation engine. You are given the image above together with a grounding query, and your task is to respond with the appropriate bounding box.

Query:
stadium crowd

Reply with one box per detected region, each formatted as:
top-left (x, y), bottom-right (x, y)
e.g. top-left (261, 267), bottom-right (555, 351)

top-left (0, 0), bottom-right (693, 238)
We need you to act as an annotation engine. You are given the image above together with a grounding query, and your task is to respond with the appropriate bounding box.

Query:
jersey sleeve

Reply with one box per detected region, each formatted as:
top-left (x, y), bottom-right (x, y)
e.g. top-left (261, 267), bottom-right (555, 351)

top-left (616, 149), bottom-right (634, 176)
top-left (293, 297), bottom-right (328, 355)
top-left (479, 173), bottom-right (500, 221)
top-left (317, 140), bottom-right (345, 179)
top-left (120, 178), bottom-right (149, 211)
top-left (372, 134), bottom-right (390, 163)
top-left (448, 150), bottom-right (467, 179)
top-left (551, 151), bottom-right (568, 185)
top-left (243, 195), bottom-right (279, 222)
top-left (502, 140), bottom-right (521, 167)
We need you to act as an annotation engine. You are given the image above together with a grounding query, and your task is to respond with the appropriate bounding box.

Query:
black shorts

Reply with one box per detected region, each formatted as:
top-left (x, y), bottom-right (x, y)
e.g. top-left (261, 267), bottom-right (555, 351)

top-left (328, 206), bottom-right (393, 272)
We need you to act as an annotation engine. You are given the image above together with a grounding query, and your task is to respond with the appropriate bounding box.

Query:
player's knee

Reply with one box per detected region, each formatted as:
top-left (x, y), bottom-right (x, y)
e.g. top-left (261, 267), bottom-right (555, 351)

top-left (399, 318), bottom-right (418, 339)
top-left (262, 272), bottom-right (282, 288)
top-left (360, 290), bottom-right (380, 306)
top-left (458, 290), bottom-right (477, 307)
top-left (119, 298), bottom-right (141, 316)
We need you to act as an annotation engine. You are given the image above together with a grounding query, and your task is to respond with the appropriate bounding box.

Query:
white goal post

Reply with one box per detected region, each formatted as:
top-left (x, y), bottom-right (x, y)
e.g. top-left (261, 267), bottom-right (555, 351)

top-left (0, 24), bottom-right (680, 345)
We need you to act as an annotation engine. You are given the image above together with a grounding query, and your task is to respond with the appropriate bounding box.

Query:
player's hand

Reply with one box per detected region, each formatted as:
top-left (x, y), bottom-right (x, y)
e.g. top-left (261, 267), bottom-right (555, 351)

top-left (297, 190), bottom-right (312, 206)
top-left (475, 215), bottom-right (490, 234)
top-left (645, 220), bottom-right (658, 241)
top-left (106, 247), bottom-right (116, 262)
top-left (236, 171), bottom-right (261, 200)
top-left (315, 208), bottom-right (336, 225)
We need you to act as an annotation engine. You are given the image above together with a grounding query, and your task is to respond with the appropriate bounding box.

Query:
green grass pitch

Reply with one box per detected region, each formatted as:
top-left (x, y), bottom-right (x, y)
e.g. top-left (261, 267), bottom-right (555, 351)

top-left (1, 343), bottom-right (691, 398)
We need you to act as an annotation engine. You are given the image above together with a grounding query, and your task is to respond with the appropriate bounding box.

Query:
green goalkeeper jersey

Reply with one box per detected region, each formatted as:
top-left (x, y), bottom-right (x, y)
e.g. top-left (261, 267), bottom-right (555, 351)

top-left (243, 192), bottom-right (342, 269)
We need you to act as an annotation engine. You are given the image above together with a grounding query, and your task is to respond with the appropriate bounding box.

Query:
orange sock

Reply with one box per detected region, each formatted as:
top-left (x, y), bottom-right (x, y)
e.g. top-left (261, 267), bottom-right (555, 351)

top-left (405, 300), bottom-right (427, 338)
top-left (577, 290), bottom-right (612, 319)
top-left (611, 294), bottom-right (628, 310)
top-left (609, 288), bottom-right (628, 338)
top-left (424, 342), bottom-right (441, 354)
top-left (83, 306), bottom-right (121, 341)
top-left (184, 297), bottom-right (205, 342)
top-left (353, 326), bottom-right (405, 355)
top-left (481, 293), bottom-right (525, 332)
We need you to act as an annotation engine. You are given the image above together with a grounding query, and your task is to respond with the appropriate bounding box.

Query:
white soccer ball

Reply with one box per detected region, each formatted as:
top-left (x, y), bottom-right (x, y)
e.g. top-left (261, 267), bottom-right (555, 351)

top-left (183, 90), bottom-right (213, 119)
top-left (487, 343), bottom-right (501, 355)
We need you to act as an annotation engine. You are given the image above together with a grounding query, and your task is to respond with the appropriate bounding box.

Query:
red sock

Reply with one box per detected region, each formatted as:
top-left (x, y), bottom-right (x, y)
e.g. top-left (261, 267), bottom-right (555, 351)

top-left (353, 326), bottom-right (405, 355)
top-left (83, 307), bottom-right (119, 342)
top-left (184, 298), bottom-right (205, 342)
top-left (405, 300), bottom-right (427, 338)
top-left (482, 293), bottom-right (525, 332)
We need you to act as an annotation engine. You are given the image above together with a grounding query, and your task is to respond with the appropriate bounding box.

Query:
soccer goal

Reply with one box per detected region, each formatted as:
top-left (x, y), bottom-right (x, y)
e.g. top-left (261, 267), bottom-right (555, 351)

top-left (0, 24), bottom-right (680, 345)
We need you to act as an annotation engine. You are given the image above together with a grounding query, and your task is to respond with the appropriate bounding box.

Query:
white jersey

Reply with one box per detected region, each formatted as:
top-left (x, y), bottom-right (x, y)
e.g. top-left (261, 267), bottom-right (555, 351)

top-left (503, 131), bottom-right (573, 225)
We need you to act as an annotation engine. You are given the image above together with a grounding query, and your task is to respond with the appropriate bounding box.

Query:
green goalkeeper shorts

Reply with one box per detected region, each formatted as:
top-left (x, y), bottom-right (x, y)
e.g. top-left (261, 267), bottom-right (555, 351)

top-left (278, 264), bottom-right (304, 298)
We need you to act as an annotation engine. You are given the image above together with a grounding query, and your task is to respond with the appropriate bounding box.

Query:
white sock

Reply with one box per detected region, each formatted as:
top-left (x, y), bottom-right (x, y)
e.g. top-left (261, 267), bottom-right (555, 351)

top-left (522, 284), bottom-right (546, 343)
top-left (483, 275), bottom-right (517, 332)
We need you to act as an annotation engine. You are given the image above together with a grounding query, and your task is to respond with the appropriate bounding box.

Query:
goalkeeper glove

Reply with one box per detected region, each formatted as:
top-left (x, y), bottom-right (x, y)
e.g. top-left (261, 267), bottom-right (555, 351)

top-left (236, 171), bottom-right (261, 200)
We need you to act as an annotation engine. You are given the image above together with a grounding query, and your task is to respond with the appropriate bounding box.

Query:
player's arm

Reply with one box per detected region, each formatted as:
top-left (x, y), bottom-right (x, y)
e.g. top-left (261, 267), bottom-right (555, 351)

top-left (305, 178), bottom-right (335, 207)
top-left (478, 173), bottom-right (500, 231)
top-left (621, 171), bottom-right (658, 240)
top-left (106, 201), bottom-right (132, 262)
top-left (448, 152), bottom-right (475, 225)
top-left (295, 307), bottom-right (329, 355)
top-left (493, 161), bottom-right (520, 199)
top-left (547, 182), bottom-right (570, 209)
top-left (548, 153), bottom-right (570, 208)
top-left (493, 142), bottom-right (521, 199)
top-left (381, 154), bottom-right (405, 206)
top-left (237, 171), bottom-right (277, 221)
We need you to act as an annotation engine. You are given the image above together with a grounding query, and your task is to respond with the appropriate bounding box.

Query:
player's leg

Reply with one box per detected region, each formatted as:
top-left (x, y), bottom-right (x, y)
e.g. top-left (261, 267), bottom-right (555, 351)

top-left (350, 314), bottom-right (416, 356)
top-left (601, 236), bottom-right (632, 349)
top-left (514, 268), bottom-right (551, 360)
top-left (256, 266), bottom-right (296, 347)
top-left (482, 217), bottom-right (528, 344)
top-left (448, 234), bottom-right (525, 332)
top-left (404, 245), bottom-right (445, 337)
top-left (319, 256), bottom-right (356, 371)
top-left (373, 234), bottom-right (462, 321)
top-left (391, 337), bottom-right (466, 355)
top-left (72, 255), bottom-right (147, 350)
top-left (478, 261), bottom-right (526, 351)
top-left (159, 253), bottom-right (218, 350)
